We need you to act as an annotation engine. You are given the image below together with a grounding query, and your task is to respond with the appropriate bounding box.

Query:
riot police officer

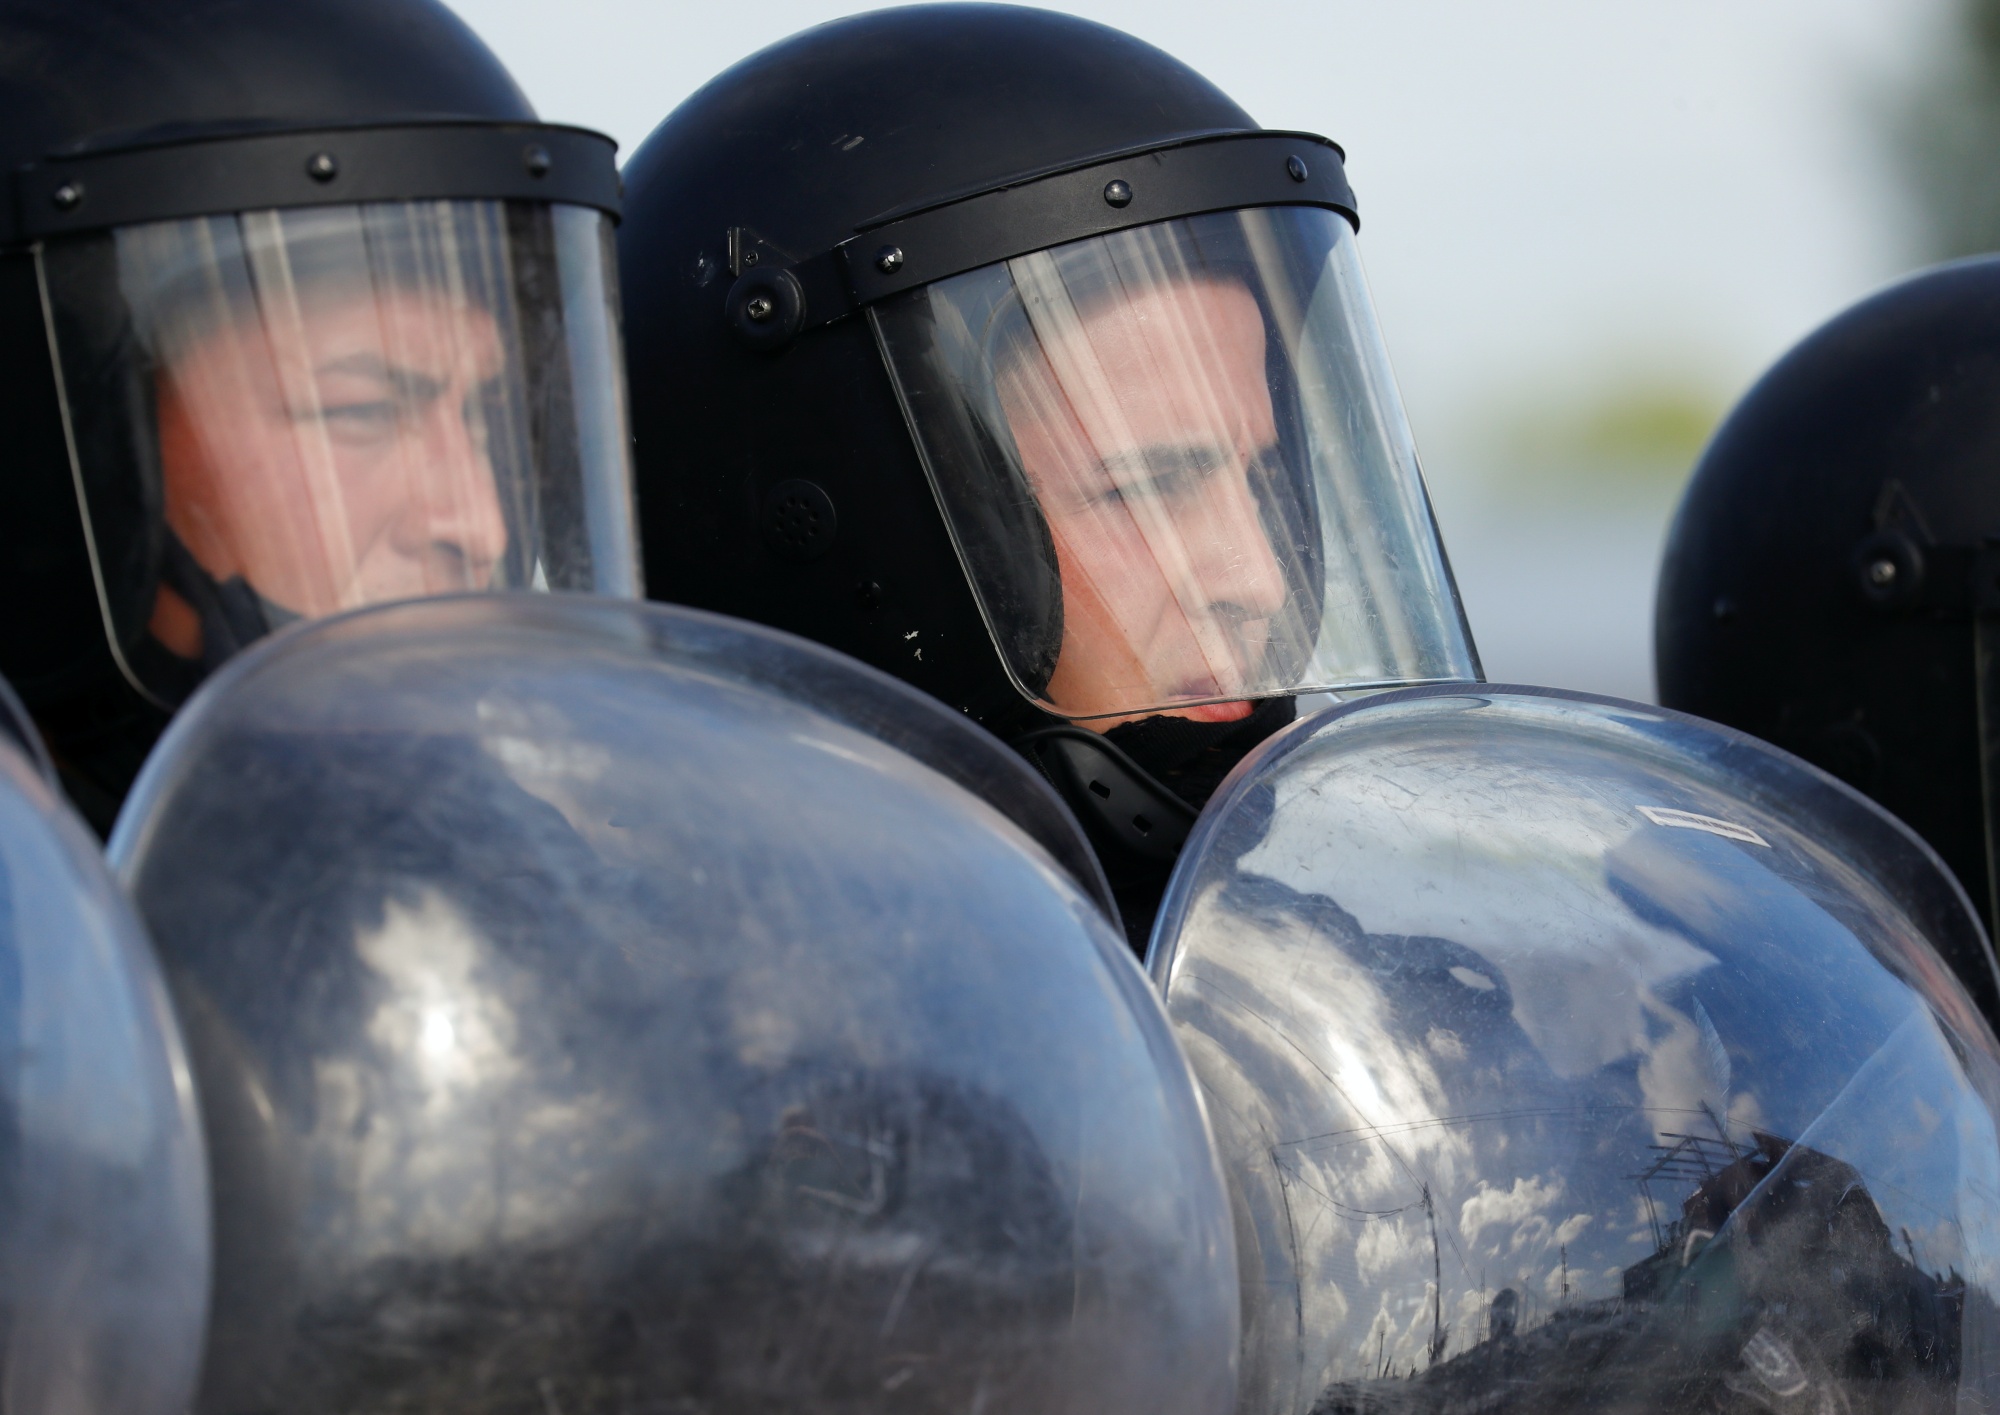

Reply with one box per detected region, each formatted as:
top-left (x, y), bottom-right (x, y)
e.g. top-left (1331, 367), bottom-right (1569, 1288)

top-left (1657, 256), bottom-right (2000, 960)
top-left (617, 3), bottom-right (1481, 947)
top-left (0, 0), bottom-right (639, 830)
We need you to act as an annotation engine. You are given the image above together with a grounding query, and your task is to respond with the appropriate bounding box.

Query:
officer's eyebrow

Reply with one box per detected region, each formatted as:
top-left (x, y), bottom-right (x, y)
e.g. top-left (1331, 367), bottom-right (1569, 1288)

top-left (1095, 440), bottom-right (1232, 478)
top-left (314, 352), bottom-right (449, 404)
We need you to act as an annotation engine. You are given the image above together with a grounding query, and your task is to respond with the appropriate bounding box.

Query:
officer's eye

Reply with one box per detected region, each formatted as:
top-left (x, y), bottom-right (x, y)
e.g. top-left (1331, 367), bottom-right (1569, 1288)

top-left (302, 360), bottom-right (452, 444)
top-left (1092, 444), bottom-right (1227, 507)
top-left (318, 400), bottom-right (400, 425)
top-left (308, 400), bottom-right (403, 447)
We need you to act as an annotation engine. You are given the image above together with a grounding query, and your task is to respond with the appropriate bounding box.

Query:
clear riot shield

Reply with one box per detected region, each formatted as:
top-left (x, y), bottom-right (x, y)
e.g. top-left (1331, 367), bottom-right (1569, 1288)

top-left (110, 593), bottom-right (1235, 1415)
top-left (0, 735), bottom-right (209, 1415)
top-left (0, 674), bottom-right (52, 786)
top-left (1149, 684), bottom-right (2000, 1415)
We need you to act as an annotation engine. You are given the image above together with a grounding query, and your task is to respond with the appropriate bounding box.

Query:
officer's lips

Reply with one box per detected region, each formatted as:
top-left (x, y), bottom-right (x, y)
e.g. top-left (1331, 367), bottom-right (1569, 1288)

top-left (1166, 679), bottom-right (1255, 722)
top-left (1176, 700), bottom-right (1254, 722)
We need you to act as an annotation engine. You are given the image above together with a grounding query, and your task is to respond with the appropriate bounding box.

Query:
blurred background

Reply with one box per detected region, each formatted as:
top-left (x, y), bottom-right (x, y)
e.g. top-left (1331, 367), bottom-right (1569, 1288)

top-left (452, 0), bottom-right (1994, 701)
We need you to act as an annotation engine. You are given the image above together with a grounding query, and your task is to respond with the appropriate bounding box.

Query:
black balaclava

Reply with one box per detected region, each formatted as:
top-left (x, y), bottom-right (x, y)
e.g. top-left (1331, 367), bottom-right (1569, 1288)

top-left (1018, 695), bottom-right (1297, 952)
top-left (159, 532), bottom-right (302, 676)
top-left (42, 536), bottom-right (301, 837)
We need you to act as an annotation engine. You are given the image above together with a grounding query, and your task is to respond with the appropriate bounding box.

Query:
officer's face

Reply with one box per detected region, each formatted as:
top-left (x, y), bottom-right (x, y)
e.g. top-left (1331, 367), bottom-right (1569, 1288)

top-left (152, 285), bottom-right (510, 641)
top-left (1000, 278), bottom-right (1289, 726)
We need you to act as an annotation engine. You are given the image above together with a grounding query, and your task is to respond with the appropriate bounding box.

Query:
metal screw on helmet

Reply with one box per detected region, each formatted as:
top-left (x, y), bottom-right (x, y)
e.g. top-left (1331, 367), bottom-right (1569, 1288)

top-left (726, 267), bottom-right (806, 351)
top-left (305, 151), bottom-right (339, 182)
top-left (522, 143), bottom-right (552, 177)
top-left (1287, 154), bottom-right (1308, 182)
top-left (875, 245), bottom-right (905, 274)
top-left (50, 181), bottom-right (82, 211)
top-left (1102, 178), bottom-right (1132, 208)
top-left (1848, 529), bottom-right (1925, 609)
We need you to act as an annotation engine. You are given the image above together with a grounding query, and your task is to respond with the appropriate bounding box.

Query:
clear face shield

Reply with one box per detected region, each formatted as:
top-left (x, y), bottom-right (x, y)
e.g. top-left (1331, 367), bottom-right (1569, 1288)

top-left (874, 205), bottom-right (1477, 723)
top-left (36, 195), bottom-right (637, 705)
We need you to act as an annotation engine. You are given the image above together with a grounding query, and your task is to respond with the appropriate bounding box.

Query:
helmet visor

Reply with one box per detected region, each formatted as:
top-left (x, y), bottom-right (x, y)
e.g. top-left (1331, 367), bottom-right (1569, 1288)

top-left (37, 199), bottom-right (638, 706)
top-left (872, 205), bottom-right (1477, 722)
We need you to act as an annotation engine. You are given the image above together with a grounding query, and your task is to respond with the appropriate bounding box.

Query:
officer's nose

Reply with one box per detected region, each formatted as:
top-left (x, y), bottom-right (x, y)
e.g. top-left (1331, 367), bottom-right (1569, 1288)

top-left (1190, 462), bottom-right (1288, 621)
top-left (396, 397), bottom-right (509, 587)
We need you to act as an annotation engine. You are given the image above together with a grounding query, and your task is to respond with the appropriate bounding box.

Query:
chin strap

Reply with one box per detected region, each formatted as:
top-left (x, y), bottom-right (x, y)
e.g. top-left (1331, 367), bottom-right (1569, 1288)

top-left (1103, 696), bottom-right (1299, 808)
top-left (1013, 697), bottom-right (1298, 954)
top-left (158, 531), bottom-right (300, 674)
top-left (1013, 726), bottom-right (1199, 867)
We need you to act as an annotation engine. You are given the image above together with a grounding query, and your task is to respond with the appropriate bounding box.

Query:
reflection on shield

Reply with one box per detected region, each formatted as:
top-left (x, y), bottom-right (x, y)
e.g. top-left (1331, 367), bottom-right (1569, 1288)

top-left (1153, 685), bottom-right (2000, 1415)
top-left (0, 733), bottom-right (208, 1415)
top-left (111, 593), bottom-right (1238, 1415)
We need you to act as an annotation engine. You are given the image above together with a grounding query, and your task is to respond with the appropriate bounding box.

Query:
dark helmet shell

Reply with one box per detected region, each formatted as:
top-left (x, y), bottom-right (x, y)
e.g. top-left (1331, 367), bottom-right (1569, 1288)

top-left (1656, 255), bottom-right (2000, 958)
top-left (0, 0), bottom-right (536, 717)
top-left (618, 3), bottom-right (1261, 735)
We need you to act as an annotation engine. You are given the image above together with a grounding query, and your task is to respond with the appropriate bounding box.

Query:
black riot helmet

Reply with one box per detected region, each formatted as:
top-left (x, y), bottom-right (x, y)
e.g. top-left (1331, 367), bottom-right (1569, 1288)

top-left (1657, 255), bottom-right (2000, 963)
top-left (619, 3), bottom-right (1478, 943)
top-left (0, 0), bottom-right (638, 831)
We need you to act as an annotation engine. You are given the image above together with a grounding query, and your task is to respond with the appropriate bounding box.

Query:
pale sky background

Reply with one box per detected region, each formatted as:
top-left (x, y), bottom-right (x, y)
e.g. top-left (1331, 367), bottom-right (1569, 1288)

top-left (451, 0), bottom-right (1955, 700)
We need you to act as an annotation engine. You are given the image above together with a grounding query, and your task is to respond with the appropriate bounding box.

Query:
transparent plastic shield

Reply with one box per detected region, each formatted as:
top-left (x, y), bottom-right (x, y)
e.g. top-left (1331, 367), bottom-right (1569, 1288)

top-left (1150, 685), bottom-right (2000, 1415)
top-left (873, 207), bottom-right (1476, 722)
top-left (0, 739), bottom-right (209, 1415)
top-left (111, 594), bottom-right (1235, 1415)
top-left (39, 199), bottom-right (638, 706)
top-left (0, 673), bottom-right (52, 787)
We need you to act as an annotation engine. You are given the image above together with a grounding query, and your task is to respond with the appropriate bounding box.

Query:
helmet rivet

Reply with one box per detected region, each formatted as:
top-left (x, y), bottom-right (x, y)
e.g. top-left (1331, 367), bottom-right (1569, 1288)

top-left (305, 152), bottom-right (339, 183)
top-left (875, 245), bottom-right (905, 275)
top-left (50, 181), bottom-right (81, 211)
top-left (1102, 179), bottom-right (1133, 208)
top-left (1868, 558), bottom-right (1898, 587)
top-left (523, 144), bottom-right (552, 178)
top-left (744, 294), bottom-right (776, 322)
top-left (1287, 155), bottom-right (1309, 182)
